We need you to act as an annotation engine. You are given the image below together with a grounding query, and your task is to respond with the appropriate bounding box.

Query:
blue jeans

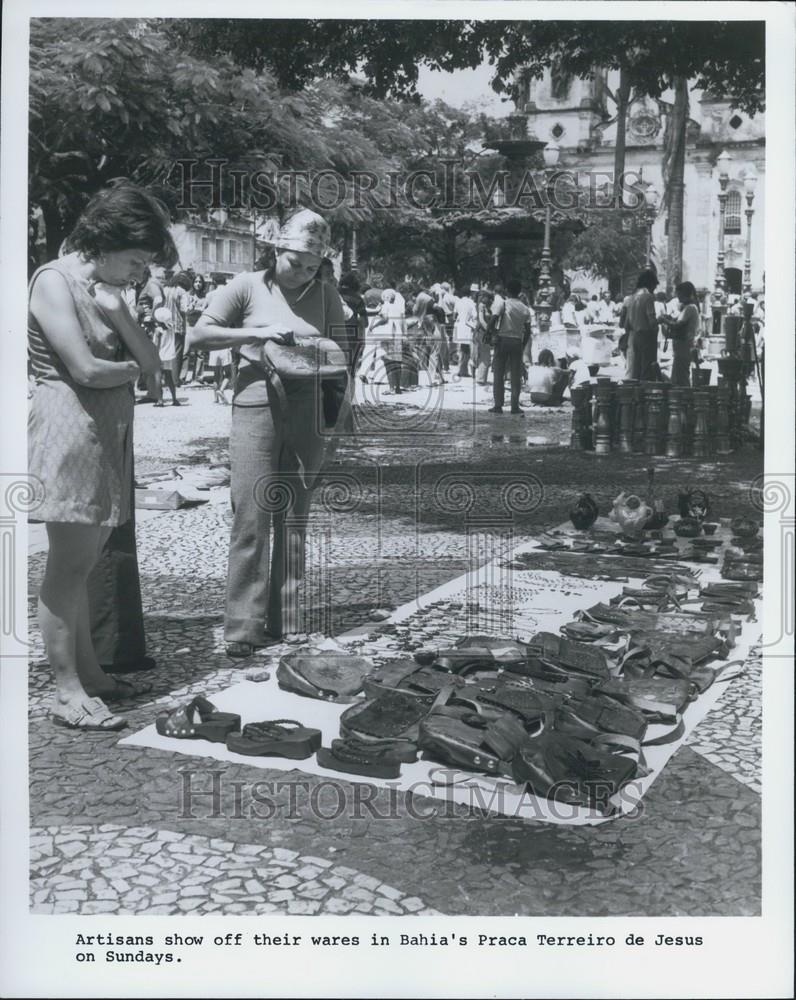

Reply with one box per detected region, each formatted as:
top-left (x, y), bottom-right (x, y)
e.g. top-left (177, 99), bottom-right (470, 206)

top-left (225, 374), bottom-right (329, 643)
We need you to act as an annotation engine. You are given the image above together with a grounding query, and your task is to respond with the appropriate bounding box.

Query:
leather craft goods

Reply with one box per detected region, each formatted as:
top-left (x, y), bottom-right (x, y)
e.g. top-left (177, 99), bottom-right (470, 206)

top-left (724, 548), bottom-right (763, 565)
top-left (556, 692), bottom-right (648, 744)
top-left (511, 731), bottom-right (639, 811)
top-left (316, 741), bottom-right (403, 779)
top-left (609, 587), bottom-right (685, 611)
top-left (721, 562), bottom-right (763, 582)
top-left (226, 720), bottom-right (322, 759)
top-left (679, 549), bottom-right (719, 564)
top-left (276, 651), bottom-right (372, 703)
top-left (465, 680), bottom-right (562, 727)
top-left (730, 516), bottom-right (760, 539)
top-left (363, 659), bottom-right (467, 702)
top-left (155, 696), bottom-right (241, 743)
top-left (582, 603), bottom-right (725, 636)
top-left (417, 711), bottom-right (530, 778)
top-left (701, 599), bottom-right (756, 617)
top-left (330, 736), bottom-right (418, 764)
top-left (700, 582), bottom-right (759, 599)
top-left (339, 691), bottom-right (429, 743)
top-left (504, 549), bottom-right (698, 581)
top-left (569, 494), bottom-right (599, 531)
top-left (598, 676), bottom-right (696, 721)
top-left (497, 661), bottom-right (595, 700)
top-left (426, 635), bottom-right (532, 674)
top-left (673, 517), bottom-right (702, 538)
top-left (690, 537), bottom-right (724, 550)
top-left (729, 535), bottom-right (763, 553)
top-left (560, 621), bottom-right (617, 642)
top-left (525, 632), bottom-right (613, 679)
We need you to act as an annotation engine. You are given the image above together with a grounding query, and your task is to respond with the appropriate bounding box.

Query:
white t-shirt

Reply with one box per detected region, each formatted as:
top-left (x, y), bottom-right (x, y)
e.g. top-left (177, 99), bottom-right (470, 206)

top-left (568, 359), bottom-right (591, 386)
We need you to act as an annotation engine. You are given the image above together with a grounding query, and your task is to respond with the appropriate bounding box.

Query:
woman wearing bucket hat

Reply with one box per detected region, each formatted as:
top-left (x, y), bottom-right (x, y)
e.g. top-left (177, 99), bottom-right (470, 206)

top-left (188, 209), bottom-right (349, 657)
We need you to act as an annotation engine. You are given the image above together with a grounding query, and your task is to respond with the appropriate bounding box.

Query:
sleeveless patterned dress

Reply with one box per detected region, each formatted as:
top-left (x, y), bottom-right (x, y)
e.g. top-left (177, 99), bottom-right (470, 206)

top-left (28, 259), bottom-right (134, 526)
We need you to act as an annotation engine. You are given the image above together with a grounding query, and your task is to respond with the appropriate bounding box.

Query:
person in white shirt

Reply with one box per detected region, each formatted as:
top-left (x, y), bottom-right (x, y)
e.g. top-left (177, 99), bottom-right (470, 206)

top-left (453, 284), bottom-right (479, 377)
top-left (566, 349), bottom-right (592, 388)
top-left (561, 295), bottom-right (578, 327)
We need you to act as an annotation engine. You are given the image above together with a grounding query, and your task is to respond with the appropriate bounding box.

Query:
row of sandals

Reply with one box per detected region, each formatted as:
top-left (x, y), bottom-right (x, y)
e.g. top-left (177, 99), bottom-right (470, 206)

top-left (155, 573), bottom-right (754, 814)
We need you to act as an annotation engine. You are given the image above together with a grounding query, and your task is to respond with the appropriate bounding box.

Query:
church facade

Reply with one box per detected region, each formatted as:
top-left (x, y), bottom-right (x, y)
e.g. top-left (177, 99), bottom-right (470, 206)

top-left (517, 68), bottom-right (765, 299)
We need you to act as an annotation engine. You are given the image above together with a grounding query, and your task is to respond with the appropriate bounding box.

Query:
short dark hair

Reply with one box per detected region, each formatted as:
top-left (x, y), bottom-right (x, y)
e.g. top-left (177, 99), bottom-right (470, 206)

top-left (537, 349), bottom-right (556, 366)
top-left (507, 278), bottom-right (522, 297)
top-left (170, 272), bottom-right (193, 291)
top-left (675, 281), bottom-right (697, 301)
top-left (338, 271), bottom-right (361, 293)
top-left (65, 181), bottom-right (177, 267)
top-left (636, 269), bottom-right (658, 292)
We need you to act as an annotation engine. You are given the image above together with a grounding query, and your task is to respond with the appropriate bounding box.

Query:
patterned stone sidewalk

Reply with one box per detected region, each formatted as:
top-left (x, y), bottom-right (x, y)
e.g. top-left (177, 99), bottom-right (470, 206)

top-left (30, 825), bottom-right (438, 916)
top-left (26, 391), bottom-right (764, 917)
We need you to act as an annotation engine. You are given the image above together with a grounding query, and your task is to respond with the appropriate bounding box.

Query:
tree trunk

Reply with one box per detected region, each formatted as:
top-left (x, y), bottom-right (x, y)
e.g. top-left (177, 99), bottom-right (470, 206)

top-left (443, 227), bottom-right (460, 286)
top-left (665, 76), bottom-right (689, 291)
top-left (612, 68), bottom-right (631, 206)
top-left (41, 201), bottom-right (67, 261)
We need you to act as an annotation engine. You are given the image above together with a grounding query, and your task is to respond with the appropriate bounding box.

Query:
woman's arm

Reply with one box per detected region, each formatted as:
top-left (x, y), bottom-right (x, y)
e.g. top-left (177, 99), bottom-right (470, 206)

top-left (93, 283), bottom-right (160, 375)
top-left (188, 316), bottom-right (294, 350)
top-left (29, 270), bottom-right (140, 388)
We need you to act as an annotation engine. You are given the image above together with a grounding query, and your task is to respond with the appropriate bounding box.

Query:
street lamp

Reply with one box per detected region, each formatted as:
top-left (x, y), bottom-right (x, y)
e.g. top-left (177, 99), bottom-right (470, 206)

top-left (712, 150), bottom-right (732, 305)
top-left (645, 186), bottom-right (659, 267)
top-left (742, 167), bottom-right (757, 294)
top-left (534, 141), bottom-right (560, 328)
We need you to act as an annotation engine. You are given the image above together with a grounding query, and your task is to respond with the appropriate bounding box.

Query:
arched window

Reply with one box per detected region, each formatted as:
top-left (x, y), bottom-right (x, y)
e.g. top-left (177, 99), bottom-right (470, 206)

top-left (725, 190), bottom-right (742, 235)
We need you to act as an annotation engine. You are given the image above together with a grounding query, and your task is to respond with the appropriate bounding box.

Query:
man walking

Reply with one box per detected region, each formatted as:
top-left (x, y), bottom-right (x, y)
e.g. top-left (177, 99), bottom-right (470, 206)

top-left (487, 279), bottom-right (532, 415)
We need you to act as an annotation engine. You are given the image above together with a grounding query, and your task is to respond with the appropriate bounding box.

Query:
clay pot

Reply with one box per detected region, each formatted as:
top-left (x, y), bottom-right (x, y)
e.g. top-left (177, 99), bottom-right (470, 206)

top-left (569, 494), bottom-right (599, 531)
top-left (702, 522), bottom-right (719, 535)
top-left (610, 492), bottom-right (653, 539)
top-left (678, 488), bottom-right (711, 521)
top-left (674, 517), bottom-right (702, 538)
top-left (730, 516), bottom-right (760, 539)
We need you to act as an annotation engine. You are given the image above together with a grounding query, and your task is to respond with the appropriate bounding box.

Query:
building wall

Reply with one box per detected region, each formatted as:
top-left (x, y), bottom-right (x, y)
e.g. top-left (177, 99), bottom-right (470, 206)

top-left (522, 70), bottom-right (765, 297)
top-left (170, 212), bottom-right (263, 278)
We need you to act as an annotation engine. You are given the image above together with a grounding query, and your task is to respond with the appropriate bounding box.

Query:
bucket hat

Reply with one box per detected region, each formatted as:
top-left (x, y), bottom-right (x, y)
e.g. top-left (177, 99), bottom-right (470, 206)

top-left (275, 209), bottom-right (330, 257)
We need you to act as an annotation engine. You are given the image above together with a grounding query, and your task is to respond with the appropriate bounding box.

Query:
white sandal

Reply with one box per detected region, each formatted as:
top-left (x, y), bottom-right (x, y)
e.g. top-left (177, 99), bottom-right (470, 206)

top-left (51, 695), bottom-right (127, 732)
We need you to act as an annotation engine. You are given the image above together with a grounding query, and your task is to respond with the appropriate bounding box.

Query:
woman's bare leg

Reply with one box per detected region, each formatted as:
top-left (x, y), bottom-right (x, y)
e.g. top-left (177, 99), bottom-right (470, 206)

top-left (39, 523), bottom-right (111, 708)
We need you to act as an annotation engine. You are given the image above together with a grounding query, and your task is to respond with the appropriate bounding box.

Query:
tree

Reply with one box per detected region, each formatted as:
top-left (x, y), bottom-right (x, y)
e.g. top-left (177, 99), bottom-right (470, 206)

top-left (28, 19), bottom-right (392, 259)
top-left (172, 19), bottom-right (764, 286)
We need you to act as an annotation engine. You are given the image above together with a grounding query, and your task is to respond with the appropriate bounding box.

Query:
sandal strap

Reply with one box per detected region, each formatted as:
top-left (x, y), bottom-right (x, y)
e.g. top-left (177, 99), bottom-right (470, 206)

top-left (57, 696), bottom-right (118, 728)
top-left (241, 719), bottom-right (303, 738)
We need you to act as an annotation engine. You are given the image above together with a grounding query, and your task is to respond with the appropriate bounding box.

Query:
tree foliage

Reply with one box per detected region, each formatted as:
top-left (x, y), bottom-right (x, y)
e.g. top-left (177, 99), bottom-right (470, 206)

top-left (168, 19), bottom-right (765, 114)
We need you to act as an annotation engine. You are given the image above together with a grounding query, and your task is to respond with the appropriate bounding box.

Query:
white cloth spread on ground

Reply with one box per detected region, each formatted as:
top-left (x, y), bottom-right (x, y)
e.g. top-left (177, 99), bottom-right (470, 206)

top-left (121, 519), bottom-right (760, 826)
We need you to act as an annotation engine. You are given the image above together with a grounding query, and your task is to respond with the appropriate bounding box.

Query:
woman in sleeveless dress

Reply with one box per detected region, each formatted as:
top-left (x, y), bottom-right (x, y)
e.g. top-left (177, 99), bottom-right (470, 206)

top-left (28, 182), bottom-right (177, 730)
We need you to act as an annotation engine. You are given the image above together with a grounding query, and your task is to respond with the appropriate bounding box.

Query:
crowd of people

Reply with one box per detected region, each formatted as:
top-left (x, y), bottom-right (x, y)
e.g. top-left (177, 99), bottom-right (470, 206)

top-left (27, 182), bottom-right (766, 731)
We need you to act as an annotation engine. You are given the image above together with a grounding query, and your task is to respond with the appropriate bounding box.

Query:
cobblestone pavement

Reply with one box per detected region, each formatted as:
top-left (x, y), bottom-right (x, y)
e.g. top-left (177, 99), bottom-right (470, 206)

top-left (28, 385), bottom-right (764, 917)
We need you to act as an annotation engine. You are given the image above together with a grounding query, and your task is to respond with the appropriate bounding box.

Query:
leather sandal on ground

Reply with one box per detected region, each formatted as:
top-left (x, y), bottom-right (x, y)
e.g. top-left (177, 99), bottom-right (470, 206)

top-left (226, 719), bottom-right (322, 759)
top-left (51, 696), bottom-right (127, 732)
top-left (316, 740), bottom-right (403, 779)
top-left (155, 695), bottom-right (240, 743)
